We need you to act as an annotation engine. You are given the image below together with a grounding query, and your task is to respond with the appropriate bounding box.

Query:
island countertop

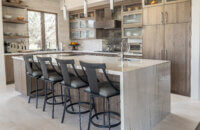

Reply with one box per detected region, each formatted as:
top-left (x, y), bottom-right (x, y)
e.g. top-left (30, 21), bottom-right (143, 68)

top-left (12, 54), bottom-right (169, 75)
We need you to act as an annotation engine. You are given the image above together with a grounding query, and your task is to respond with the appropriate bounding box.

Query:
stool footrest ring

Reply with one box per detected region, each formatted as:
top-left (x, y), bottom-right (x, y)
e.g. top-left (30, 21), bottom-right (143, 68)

top-left (91, 111), bottom-right (121, 128)
top-left (46, 95), bottom-right (65, 105)
top-left (65, 102), bottom-right (90, 114)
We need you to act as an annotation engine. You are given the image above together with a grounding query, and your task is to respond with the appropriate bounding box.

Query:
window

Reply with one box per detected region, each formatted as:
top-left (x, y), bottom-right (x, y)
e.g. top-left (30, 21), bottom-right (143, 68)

top-left (28, 10), bottom-right (58, 50)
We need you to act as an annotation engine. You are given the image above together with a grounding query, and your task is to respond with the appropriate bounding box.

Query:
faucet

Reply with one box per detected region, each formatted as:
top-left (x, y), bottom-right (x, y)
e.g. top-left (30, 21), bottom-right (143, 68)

top-left (121, 39), bottom-right (127, 60)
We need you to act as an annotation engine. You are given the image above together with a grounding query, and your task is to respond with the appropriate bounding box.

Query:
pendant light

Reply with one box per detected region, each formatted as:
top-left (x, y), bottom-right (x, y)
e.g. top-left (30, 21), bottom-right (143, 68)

top-left (62, 0), bottom-right (67, 21)
top-left (110, 0), bottom-right (114, 11)
top-left (84, 0), bottom-right (88, 17)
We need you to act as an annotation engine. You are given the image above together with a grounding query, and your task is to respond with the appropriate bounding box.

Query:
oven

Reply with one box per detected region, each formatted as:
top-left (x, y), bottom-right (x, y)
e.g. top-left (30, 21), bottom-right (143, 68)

top-left (128, 39), bottom-right (142, 54)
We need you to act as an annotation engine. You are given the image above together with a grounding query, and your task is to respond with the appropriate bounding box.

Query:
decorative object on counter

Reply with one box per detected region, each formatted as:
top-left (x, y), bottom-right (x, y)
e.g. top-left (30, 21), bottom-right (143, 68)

top-left (4, 40), bottom-right (27, 53)
top-left (69, 42), bottom-right (79, 50)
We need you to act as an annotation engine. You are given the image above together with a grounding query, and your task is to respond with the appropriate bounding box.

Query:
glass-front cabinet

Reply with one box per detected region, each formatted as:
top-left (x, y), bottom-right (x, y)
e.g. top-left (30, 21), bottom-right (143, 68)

top-left (123, 13), bottom-right (142, 24)
top-left (69, 11), bottom-right (96, 40)
top-left (123, 27), bottom-right (142, 38)
top-left (70, 22), bottom-right (79, 29)
top-left (143, 0), bottom-right (163, 6)
top-left (71, 31), bottom-right (79, 39)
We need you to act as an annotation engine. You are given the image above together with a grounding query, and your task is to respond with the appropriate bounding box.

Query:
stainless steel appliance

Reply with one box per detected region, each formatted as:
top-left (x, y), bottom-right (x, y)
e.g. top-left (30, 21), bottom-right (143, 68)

top-left (128, 39), bottom-right (142, 54)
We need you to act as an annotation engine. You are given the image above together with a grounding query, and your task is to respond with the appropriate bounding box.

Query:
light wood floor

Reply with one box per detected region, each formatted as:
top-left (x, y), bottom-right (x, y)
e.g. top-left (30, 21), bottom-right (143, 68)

top-left (0, 84), bottom-right (199, 130)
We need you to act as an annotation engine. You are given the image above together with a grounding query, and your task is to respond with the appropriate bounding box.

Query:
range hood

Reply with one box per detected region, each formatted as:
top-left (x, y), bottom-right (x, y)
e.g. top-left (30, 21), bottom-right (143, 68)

top-left (94, 8), bottom-right (121, 29)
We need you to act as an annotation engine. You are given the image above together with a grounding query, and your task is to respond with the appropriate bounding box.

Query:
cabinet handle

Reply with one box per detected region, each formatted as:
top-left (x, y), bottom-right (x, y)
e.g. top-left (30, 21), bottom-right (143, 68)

top-left (165, 12), bottom-right (168, 24)
top-left (161, 12), bottom-right (164, 24)
top-left (164, 50), bottom-right (168, 60)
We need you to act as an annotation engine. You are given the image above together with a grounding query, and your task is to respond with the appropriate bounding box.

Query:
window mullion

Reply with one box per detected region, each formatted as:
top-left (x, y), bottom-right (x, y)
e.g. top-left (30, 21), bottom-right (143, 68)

top-left (41, 12), bottom-right (46, 50)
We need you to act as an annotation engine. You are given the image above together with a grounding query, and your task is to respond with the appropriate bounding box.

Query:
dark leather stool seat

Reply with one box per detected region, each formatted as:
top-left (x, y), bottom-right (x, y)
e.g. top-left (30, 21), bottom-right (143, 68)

top-left (41, 73), bottom-right (62, 82)
top-left (30, 71), bottom-right (42, 77)
top-left (85, 82), bottom-right (120, 97)
top-left (61, 77), bottom-right (87, 88)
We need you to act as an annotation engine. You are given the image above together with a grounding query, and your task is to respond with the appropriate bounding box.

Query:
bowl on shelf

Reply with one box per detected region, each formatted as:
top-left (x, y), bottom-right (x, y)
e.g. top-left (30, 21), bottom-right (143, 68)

top-left (17, 17), bottom-right (24, 21)
top-left (3, 15), bottom-right (12, 19)
top-left (4, 32), bottom-right (12, 36)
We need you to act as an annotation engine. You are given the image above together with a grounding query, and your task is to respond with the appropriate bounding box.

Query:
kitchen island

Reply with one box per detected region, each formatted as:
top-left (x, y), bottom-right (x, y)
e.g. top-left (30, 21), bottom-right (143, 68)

top-left (12, 54), bottom-right (170, 130)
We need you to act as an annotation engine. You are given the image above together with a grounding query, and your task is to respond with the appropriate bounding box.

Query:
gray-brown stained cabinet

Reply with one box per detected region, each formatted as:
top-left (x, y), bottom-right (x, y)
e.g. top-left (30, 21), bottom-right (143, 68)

top-left (142, 0), bottom-right (191, 96)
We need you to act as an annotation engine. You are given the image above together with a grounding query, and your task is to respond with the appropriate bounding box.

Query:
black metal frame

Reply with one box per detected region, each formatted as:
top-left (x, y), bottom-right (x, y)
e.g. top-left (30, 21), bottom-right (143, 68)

top-left (24, 55), bottom-right (43, 109)
top-left (56, 59), bottom-right (97, 130)
top-left (80, 61), bottom-right (121, 130)
top-left (37, 57), bottom-right (64, 119)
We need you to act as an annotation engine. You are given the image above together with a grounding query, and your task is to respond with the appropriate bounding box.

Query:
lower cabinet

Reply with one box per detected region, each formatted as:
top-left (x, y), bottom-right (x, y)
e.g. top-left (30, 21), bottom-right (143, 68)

top-left (165, 23), bottom-right (190, 96)
top-left (143, 23), bottom-right (191, 96)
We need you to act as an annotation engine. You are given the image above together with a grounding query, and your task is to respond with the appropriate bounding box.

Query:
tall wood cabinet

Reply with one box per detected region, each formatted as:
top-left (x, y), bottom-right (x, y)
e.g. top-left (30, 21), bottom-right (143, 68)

top-left (142, 0), bottom-right (191, 96)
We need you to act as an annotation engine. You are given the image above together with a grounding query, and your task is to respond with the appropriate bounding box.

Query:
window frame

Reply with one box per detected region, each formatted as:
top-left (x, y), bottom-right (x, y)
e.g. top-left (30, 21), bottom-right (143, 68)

top-left (28, 9), bottom-right (59, 51)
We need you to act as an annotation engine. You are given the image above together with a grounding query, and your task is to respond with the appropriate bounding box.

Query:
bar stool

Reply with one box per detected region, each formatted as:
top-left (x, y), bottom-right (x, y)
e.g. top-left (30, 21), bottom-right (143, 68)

top-left (24, 54), bottom-right (43, 109)
top-left (56, 59), bottom-right (98, 130)
top-left (37, 57), bottom-right (64, 119)
top-left (80, 61), bottom-right (121, 130)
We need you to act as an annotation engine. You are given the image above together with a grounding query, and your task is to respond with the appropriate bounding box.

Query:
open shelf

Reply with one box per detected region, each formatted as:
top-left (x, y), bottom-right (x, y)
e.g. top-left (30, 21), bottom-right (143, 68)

top-left (2, 1), bottom-right (28, 9)
top-left (4, 35), bottom-right (29, 39)
top-left (3, 19), bottom-right (28, 24)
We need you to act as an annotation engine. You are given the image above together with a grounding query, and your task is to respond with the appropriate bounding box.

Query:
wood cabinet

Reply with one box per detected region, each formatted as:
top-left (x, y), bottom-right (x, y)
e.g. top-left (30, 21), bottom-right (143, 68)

top-left (165, 23), bottom-right (190, 96)
top-left (143, 0), bottom-right (191, 96)
top-left (143, 25), bottom-right (164, 59)
top-left (143, 5), bottom-right (164, 25)
top-left (164, 1), bottom-right (191, 24)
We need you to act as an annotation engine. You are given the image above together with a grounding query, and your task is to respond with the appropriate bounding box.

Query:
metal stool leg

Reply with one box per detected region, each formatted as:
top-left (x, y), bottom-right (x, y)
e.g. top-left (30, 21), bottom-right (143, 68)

top-left (61, 85), bottom-right (63, 103)
top-left (92, 97), bottom-right (98, 120)
top-left (67, 88), bottom-right (74, 111)
top-left (52, 82), bottom-right (55, 119)
top-left (78, 88), bottom-right (82, 130)
top-left (43, 81), bottom-right (47, 111)
top-left (28, 76), bottom-right (32, 103)
top-left (61, 87), bottom-right (67, 123)
top-left (108, 98), bottom-right (111, 130)
top-left (88, 95), bottom-right (93, 130)
top-left (36, 78), bottom-right (39, 109)
top-left (103, 98), bottom-right (106, 125)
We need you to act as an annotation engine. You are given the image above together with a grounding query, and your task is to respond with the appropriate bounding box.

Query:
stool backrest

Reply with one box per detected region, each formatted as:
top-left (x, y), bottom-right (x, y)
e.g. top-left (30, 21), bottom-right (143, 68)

top-left (56, 59), bottom-right (75, 86)
top-left (80, 61), bottom-right (106, 94)
top-left (24, 54), bottom-right (40, 75)
top-left (23, 55), bottom-right (34, 75)
top-left (37, 57), bottom-right (53, 79)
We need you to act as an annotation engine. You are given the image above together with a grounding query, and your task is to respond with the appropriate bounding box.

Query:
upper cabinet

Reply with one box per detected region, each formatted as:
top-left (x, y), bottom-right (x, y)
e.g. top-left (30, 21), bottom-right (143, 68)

top-left (143, 5), bottom-right (164, 25)
top-left (143, 0), bottom-right (163, 7)
top-left (143, 0), bottom-right (190, 25)
top-left (164, 1), bottom-right (191, 24)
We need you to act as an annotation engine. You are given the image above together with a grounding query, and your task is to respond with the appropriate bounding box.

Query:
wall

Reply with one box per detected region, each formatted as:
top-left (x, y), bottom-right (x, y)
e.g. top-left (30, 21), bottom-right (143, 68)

top-left (191, 0), bottom-right (200, 99)
top-left (0, 0), bottom-right (6, 87)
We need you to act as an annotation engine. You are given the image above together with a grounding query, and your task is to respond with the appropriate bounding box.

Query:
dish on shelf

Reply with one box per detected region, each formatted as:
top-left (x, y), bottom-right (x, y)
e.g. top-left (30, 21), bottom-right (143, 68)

top-left (4, 32), bottom-right (12, 36)
top-left (3, 15), bottom-right (12, 19)
top-left (17, 16), bottom-right (24, 21)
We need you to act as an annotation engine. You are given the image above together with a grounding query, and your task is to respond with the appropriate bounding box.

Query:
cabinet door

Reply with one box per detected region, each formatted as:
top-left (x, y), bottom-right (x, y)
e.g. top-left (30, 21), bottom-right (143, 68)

top-left (143, 5), bottom-right (164, 25)
top-left (143, 25), bottom-right (164, 59)
top-left (164, 1), bottom-right (191, 24)
top-left (165, 23), bottom-right (190, 96)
